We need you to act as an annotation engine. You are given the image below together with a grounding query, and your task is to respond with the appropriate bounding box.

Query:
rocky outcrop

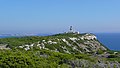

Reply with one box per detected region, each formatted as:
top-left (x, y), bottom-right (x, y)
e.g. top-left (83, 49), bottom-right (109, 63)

top-left (67, 59), bottom-right (120, 68)
top-left (0, 44), bottom-right (10, 50)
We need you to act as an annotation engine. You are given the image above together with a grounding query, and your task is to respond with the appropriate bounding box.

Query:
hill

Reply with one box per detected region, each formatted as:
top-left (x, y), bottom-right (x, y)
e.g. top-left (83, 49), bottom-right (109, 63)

top-left (0, 33), bottom-right (119, 68)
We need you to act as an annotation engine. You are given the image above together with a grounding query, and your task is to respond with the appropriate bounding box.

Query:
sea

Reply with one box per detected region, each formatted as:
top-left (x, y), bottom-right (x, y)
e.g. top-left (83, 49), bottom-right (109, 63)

top-left (95, 33), bottom-right (120, 51)
top-left (0, 33), bottom-right (120, 51)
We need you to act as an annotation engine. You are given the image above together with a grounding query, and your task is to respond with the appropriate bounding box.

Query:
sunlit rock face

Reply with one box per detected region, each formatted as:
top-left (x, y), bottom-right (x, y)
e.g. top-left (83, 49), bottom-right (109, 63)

top-left (80, 33), bottom-right (97, 40)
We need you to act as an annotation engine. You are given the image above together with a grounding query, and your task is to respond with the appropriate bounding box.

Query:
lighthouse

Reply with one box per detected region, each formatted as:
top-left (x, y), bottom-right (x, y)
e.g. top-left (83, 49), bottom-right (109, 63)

top-left (69, 26), bottom-right (73, 33)
top-left (67, 26), bottom-right (80, 34)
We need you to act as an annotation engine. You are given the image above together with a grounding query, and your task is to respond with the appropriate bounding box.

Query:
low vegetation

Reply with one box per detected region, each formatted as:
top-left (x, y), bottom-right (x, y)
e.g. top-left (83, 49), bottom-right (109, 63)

top-left (0, 49), bottom-right (96, 68)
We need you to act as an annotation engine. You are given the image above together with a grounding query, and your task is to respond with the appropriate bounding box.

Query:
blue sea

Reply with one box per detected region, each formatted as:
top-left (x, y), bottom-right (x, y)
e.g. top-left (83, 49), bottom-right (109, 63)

top-left (95, 33), bottom-right (120, 51)
top-left (0, 33), bottom-right (120, 51)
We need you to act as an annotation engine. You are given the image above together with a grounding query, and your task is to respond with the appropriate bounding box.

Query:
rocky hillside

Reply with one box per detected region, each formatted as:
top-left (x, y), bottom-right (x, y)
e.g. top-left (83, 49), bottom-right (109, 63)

top-left (0, 33), bottom-right (120, 68)
top-left (20, 33), bottom-right (107, 54)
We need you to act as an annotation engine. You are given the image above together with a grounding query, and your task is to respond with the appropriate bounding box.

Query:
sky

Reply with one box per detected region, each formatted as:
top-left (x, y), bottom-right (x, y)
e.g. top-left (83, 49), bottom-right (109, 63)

top-left (0, 0), bottom-right (120, 34)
